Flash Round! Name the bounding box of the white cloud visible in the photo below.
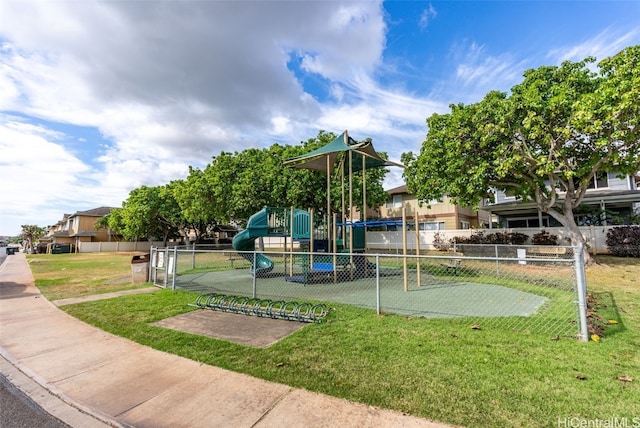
[454,42,523,93]
[547,28,640,64]
[0,116,94,230]
[419,4,437,30]
[1,0,431,235]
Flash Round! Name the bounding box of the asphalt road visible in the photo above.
[0,373,69,428]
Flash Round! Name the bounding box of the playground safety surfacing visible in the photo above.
[173,265,549,320]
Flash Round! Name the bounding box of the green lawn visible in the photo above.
[28,253,640,427]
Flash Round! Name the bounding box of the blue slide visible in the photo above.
[232,207,274,276]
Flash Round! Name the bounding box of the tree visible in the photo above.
[403,46,640,263]
[20,224,45,254]
[202,131,390,225]
[173,168,219,242]
[112,184,184,245]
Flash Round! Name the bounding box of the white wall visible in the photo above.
[78,241,164,253]
[77,226,621,255]
[366,225,619,254]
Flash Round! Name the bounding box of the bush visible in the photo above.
[452,231,529,245]
[532,230,559,246]
[432,232,450,251]
[606,226,640,257]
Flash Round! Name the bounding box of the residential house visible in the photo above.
[43,207,120,250]
[375,185,491,230]
[486,172,640,228]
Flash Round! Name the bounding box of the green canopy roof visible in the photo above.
[283,131,405,173]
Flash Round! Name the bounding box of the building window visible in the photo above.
[586,171,609,189]
[386,194,403,208]
[419,221,445,231]
[506,217,551,228]
[460,221,470,230]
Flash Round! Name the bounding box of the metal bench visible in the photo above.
[440,251,463,275]
[526,246,568,258]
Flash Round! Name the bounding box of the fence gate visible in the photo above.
[150,246,176,289]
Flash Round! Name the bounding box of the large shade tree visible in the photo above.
[172,168,219,242]
[110,184,184,245]
[403,45,640,263]
[107,131,394,240]
[203,131,390,225]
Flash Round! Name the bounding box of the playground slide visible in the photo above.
[232,207,274,276]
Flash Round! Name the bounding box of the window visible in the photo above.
[460,221,470,230]
[586,171,609,189]
[507,219,528,228]
[419,221,445,230]
[386,194,403,208]
[506,217,551,228]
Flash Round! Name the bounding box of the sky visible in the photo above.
[1,1,639,236]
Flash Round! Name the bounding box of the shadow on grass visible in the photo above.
[590,291,626,337]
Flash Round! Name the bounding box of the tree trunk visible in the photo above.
[562,215,593,264]
[546,200,593,264]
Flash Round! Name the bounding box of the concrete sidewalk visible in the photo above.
[0,253,450,428]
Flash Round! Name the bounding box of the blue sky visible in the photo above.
[1,1,639,236]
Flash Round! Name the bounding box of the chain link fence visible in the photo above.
[151,245,587,340]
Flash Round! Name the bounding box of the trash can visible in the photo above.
[6,247,16,255]
[131,253,150,283]
[51,243,72,254]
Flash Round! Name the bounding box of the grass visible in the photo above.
[27,253,640,427]
[27,252,151,300]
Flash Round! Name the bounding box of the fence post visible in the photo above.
[574,243,589,342]
[191,245,196,270]
[376,255,380,315]
[149,246,154,283]
[252,250,257,298]
[164,250,169,288]
[402,207,408,292]
[172,246,177,291]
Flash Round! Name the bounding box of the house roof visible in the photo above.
[72,230,97,237]
[386,184,408,195]
[70,206,116,218]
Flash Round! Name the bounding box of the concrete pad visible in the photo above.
[119,365,292,428]
[151,309,308,348]
[52,287,159,306]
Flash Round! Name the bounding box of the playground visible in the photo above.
[151,131,584,338]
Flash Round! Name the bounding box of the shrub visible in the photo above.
[606,226,640,257]
[432,232,450,251]
[532,230,559,246]
[507,232,529,245]
[451,231,529,245]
